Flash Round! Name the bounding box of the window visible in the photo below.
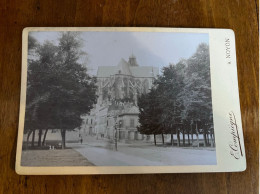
[130,119,135,127]
[91,119,92,124]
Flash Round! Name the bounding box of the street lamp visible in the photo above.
[113,114,122,151]
[114,116,118,151]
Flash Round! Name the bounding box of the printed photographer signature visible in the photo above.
[228,111,243,159]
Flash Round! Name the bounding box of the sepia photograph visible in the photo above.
[21,30,216,167]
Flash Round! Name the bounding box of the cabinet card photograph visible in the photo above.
[16,27,246,174]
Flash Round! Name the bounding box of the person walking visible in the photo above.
[80,137,83,144]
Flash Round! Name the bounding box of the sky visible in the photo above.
[30,31,209,75]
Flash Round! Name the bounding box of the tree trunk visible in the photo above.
[196,122,199,148]
[154,134,156,146]
[42,129,49,146]
[191,131,194,144]
[61,129,66,149]
[191,124,193,145]
[187,130,190,146]
[26,130,33,149]
[171,130,173,147]
[31,129,35,148]
[210,130,214,147]
[161,133,164,145]
[182,128,185,146]
[177,129,180,147]
[38,129,42,147]
[203,129,207,147]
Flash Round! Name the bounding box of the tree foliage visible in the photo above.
[25,32,97,148]
[182,43,213,126]
[137,88,162,135]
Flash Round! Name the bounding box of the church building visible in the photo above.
[82,55,159,141]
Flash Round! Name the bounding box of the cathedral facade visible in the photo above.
[82,55,159,141]
[96,55,158,105]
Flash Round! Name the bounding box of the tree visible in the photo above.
[182,43,213,147]
[137,43,214,148]
[154,61,186,146]
[24,34,41,148]
[138,62,186,146]
[137,88,162,145]
[24,40,59,148]
[24,32,97,149]
[28,34,38,50]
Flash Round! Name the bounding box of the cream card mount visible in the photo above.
[16,27,246,175]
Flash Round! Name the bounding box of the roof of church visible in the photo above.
[97,56,159,78]
[130,66,159,77]
[97,66,118,77]
[117,59,132,75]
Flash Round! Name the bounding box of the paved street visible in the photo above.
[69,136,217,166]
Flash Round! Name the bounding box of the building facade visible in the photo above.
[81,55,159,141]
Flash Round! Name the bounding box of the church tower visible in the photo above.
[128,54,139,67]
